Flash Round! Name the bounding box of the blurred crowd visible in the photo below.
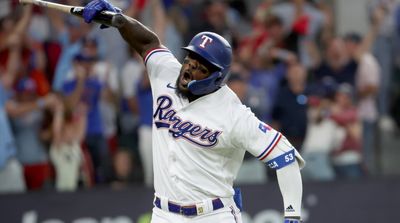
[1,0,400,193]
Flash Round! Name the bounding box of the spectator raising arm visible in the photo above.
[63,65,87,109]
[12,5,33,40]
[6,93,58,118]
[150,0,167,43]
[353,6,386,62]
[1,4,33,87]
[1,37,21,89]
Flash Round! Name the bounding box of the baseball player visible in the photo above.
[83,1,305,222]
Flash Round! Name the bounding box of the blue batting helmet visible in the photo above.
[182,32,232,95]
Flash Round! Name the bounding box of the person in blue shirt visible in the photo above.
[7,77,55,190]
[62,52,109,183]
[249,48,297,122]
[49,15,91,91]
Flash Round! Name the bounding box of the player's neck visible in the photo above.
[178,90,201,102]
[175,85,202,102]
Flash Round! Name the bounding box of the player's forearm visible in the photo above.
[276,160,303,219]
[117,15,161,58]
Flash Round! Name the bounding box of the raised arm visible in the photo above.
[83,0,161,58]
[354,6,385,61]
[51,98,65,146]
[0,5,33,87]
[13,5,33,37]
[47,5,67,34]
[149,0,167,43]
[1,38,21,89]
[63,65,86,109]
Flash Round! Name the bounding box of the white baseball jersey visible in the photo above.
[144,47,304,203]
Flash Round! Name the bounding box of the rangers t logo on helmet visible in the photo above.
[199,35,213,48]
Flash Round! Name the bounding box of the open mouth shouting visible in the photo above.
[176,53,215,98]
[179,71,193,88]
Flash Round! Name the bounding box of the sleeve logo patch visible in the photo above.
[258,123,271,133]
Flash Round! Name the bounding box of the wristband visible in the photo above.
[266,149,295,170]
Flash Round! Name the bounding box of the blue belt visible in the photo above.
[154,197,224,216]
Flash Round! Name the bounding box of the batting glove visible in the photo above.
[83,0,121,29]
[284,218,302,223]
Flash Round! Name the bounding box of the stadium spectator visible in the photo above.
[310,36,358,87]
[237,0,271,66]
[48,8,92,91]
[0,5,54,190]
[0,29,26,193]
[247,47,297,122]
[272,63,308,151]
[344,33,381,176]
[62,50,110,184]
[49,98,87,191]
[330,83,364,179]
[271,0,326,67]
[370,0,399,130]
[343,7,385,175]
[301,83,345,181]
[85,37,120,156]
[202,0,230,34]
[239,14,287,69]
[6,77,57,190]
[164,0,195,45]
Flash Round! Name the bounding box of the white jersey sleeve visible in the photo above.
[143,47,182,85]
[231,103,305,169]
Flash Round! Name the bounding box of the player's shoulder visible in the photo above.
[217,86,250,117]
[221,86,249,112]
[144,46,181,68]
[221,86,258,122]
[221,85,242,104]
[144,46,182,83]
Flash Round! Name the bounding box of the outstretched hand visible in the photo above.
[83,0,121,29]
